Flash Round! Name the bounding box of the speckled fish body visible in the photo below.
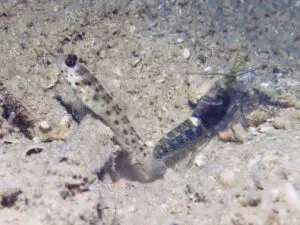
[54,54,165,182]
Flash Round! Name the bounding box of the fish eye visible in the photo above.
[65,54,78,67]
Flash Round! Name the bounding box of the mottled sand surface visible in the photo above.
[0,1,300,224]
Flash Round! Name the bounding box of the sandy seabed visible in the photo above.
[0,1,300,224]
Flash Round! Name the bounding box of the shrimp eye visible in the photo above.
[65,54,77,67]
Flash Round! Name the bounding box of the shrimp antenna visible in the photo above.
[187,52,266,78]
[187,67,262,78]
[39,41,57,58]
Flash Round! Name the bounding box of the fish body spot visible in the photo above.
[102,94,113,104]
[121,116,130,124]
[93,94,99,101]
[96,85,104,92]
[112,105,122,115]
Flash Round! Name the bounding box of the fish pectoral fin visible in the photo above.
[55,95,89,123]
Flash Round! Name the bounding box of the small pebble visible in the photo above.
[176,37,185,43]
[248,126,259,136]
[257,123,274,133]
[217,130,235,142]
[161,106,167,112]
[39,120,51,132]
[59,116,70,127]
[146,141,154,147]
[128,205,136,213]
[53,5,60,12]
[99,49,106,58]
[160,203,168,209]
[182,48,191,59]
[204,66,213,72]
[272,117,287,129]
[218,170,235,187]
[157,78,166,84]
[194,154,207,167]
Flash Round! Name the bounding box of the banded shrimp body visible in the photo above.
[153,60,283,166]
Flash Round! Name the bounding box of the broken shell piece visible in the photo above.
[26,147,43,156]
[246,109,274,127]
[36,116,70,142]
[182,48,191,59]
[40,67,59,89]
[218,123,250,143]
[217,129,236,142]
[257,123,274,133]
[277,93,298,107]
